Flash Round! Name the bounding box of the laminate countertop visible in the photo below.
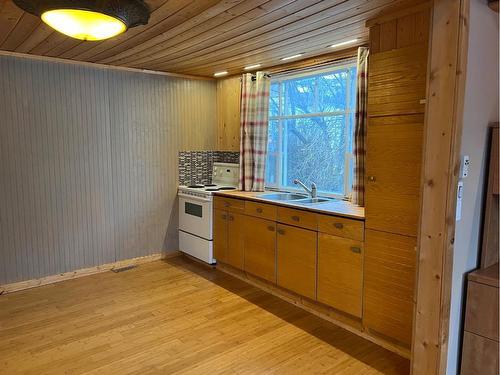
[213,190,365,220]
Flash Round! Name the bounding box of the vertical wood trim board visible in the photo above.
[411,0,470,373]
[0,55,217,285]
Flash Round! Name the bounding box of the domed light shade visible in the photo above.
[13,0,150,41]
[41,9,127,41]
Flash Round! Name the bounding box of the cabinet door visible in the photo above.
[365,114,423,236]
[226,212,245,270]
[363,229,416,346]
[317,233,363,318]
[244,216,276,283]
[277,224,317,300]
[213,209,228,263]
[368,44,428,117]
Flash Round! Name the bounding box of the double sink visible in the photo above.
[256,192,332,206]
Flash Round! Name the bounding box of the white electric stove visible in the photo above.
[178,162,239,264]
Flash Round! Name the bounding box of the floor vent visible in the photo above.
[111,265,138,273]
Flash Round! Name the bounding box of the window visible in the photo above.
[266,61,357,198]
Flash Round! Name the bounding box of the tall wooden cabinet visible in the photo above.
[363,4,430,347]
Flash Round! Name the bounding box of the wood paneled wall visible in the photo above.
[216,76,240,151]
[0,55,217,285]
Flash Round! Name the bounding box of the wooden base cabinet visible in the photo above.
[213,208,244,269]
[227,212,245,269]
[363,229,416,346]
[461,264,499,374]
[317,233,363,318]
[213,209,228,263]
[276,224,317,300]
[244,216,277,283]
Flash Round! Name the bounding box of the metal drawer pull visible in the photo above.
[291,215,300,222]
[256,208,263,213]
[224,202,231,207]
[267,226,275,232]
[368,176,376,182]
[334,223,344,229]
[350,247,361,254]
[222,214,227,220]
[277,229,285,235]
[228,215,234,221]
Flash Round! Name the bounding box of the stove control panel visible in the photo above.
[213,162,239,186]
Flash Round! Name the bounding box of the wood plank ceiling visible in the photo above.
[0,0,403,77]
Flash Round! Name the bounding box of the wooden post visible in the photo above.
[412,0,470,374]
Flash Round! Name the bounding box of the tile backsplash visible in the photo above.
[178,151,239,185]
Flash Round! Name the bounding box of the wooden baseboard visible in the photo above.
[217,262,411,359]
[0,251,181,295]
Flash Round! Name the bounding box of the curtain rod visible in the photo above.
[270,55,357,78]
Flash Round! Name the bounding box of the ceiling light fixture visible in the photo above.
[214,71,228,77]
[330,39,359,49]
[244,64,261,70]
[281,54,303,61]
[13,0,150,41]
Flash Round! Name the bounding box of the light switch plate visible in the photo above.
[456,180,464,221]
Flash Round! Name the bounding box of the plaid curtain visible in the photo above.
[352,47,369,206]
[239,72,271,191]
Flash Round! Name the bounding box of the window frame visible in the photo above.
[265,59,357,200]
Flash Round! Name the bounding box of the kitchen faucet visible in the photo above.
[293,179,317,198]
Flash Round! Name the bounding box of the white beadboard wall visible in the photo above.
[0,55,217,284]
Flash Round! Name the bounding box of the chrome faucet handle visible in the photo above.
[293,179,317,198]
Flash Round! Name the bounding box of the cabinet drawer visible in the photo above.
[464,281,499,341]
[461,331,499,375]
[317,215,365,241]
[214,196,245,212]
[277,207,317,230]
[245,201,277,221]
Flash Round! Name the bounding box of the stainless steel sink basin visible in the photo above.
[257,193,307,201]
[294,197,331,204]
[257,192,332,205]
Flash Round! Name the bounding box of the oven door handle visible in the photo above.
[178,192,212,203]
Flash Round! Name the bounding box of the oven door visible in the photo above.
[178,193,213,240]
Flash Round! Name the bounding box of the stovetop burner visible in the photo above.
[204,184,217,187]
[187,184,204,188]
[219,187,237,190]
[205,188,219,191]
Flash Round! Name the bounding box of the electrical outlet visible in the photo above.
[462,155,470,178]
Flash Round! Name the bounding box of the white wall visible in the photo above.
[446,0,499,373]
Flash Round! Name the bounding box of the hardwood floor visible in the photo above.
[0,256,410,374]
